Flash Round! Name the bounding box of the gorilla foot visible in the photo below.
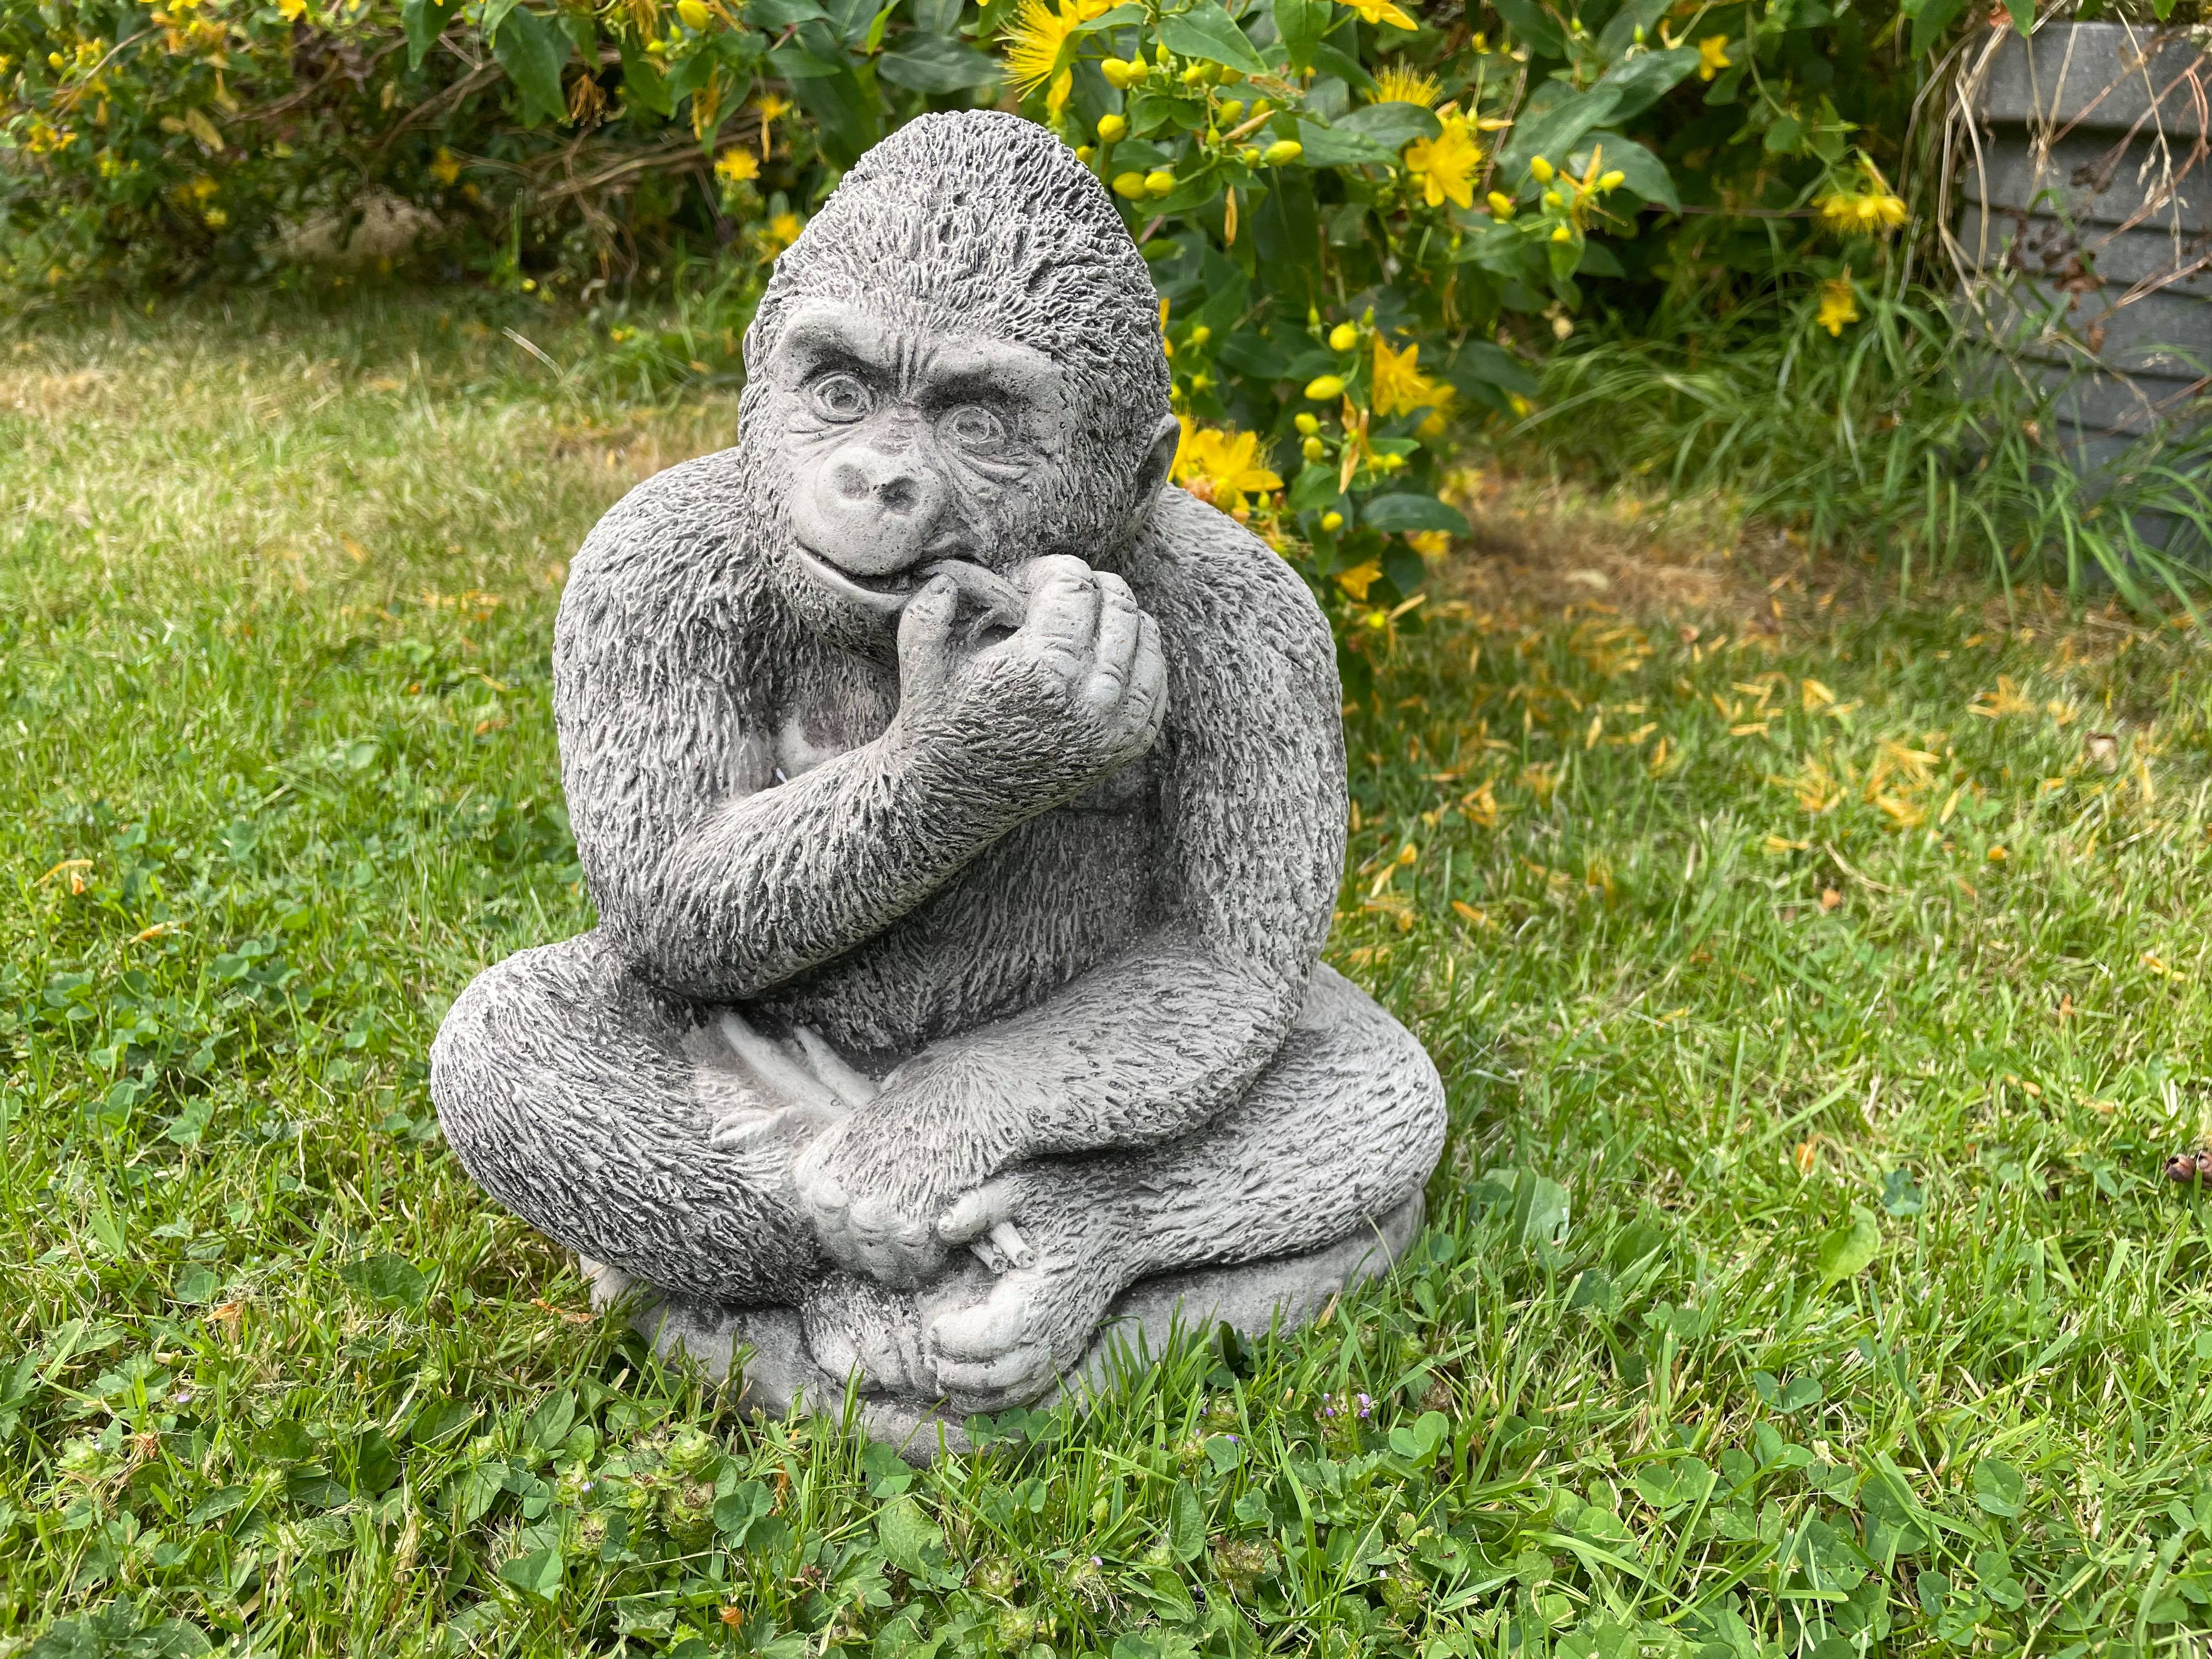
[923,1175,1141,1414]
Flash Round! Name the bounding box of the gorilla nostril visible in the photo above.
[832,463,873,503]
[879,477,920,514]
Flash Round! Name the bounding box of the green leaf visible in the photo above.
[1169,1480,1206,1561]
[877,1494,946,1577]
[1156,2,1269,77]
[1293,118,1396,167]
[619,36,675,117]
[1568,131,1678,210]
[1596,0,1674,57]
[492,7,573,127]
[749,0,828,21]
[184,1484,253,1525]
[477,0,521,41]
[769,40,848,78]
[1972,1458,2025,1517]
[341,1251,428,1308]
[1815,1204,1882,1290]
[1499,83,1625,176]
[1488,0,1567,57]
[1903,0,1968,59]
[1334,103,1440,149]
[1591,46,1699,121]
[499,1545,563,1601]
[402,0,458,70]
[174,1263,218,1305]
[1362,493,1470,535]
[1273,0,1329,71]
[876,34,1002,93]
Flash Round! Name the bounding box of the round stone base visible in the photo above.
[620,1196,1424,1462]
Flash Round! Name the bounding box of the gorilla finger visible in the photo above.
[928,1285,1032,1361]
[1114,617,1170,740]
[1079,591,1143,719]
[938,1178,1024,1244]
[937,1345,1056,1406]
[1018,554,1094,595]
[1019,568,1102,676]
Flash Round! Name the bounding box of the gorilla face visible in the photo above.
[754,298,1178,658]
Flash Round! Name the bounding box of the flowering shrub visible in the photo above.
[1,0,1938,658]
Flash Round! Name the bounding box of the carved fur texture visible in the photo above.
[430,111,1446,1409]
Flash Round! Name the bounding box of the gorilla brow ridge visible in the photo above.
[749,112,1170,447]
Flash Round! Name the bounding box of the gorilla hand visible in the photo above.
[893,555,1167,814]
[788,1048,1032,1289]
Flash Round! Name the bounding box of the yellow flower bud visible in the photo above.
[1144,169,1175,196]
[1075,145,1093,162]
[1487,190,1514,218]
[1261,139,1302,165]
[1239,146,1261,165]
[1190,372,1214,391]
[1550,223,1572,242]
[1182,61,1211,84]
[1294,413,1320,436]
[1599,170,1626,191]
[1304,374,1345,401]
[1096,113,1126,143]
[1218,99,1244,122]
[1328,322,1358,352]
[1189,324,1211,345]
[676,0,710,26]
[1250,98,1271,116]
[1320,510,1344,532]
[1302,436,1325,461]
[1112,171,1149,199]
[1101,57,1136,88]
[1378,452,1404,471]
[1542,190,1562,210]
[1530,155,1555,183]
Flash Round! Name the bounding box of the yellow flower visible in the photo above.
[1172,416,1283,518]
[1371,335,1444,418]
[757,93,792,123]
[1403,116,1481,210]
[1369,63,1441,107]
[1817,276,1859,336]
[715,147,759,183]
[761,211,803,259]
[1340,0,1418,29]
[1407,529,1451,557]
[202,207,227,227]
[1697,35,1731,80]
[1003,0,1080,115]
[1816,160,1910,238]
[1335,558,1383,600]
[430,146,460,185]
[277,0,306,19]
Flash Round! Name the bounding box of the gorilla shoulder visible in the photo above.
[1141,485,1337,675]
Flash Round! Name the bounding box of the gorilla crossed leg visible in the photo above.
[433,941,1441,1413]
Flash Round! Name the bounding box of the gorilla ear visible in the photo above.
[1129,413,1182,526]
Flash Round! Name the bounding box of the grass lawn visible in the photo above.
[5,296,2212,1659]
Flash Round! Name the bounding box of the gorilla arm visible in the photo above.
[792,498,1347,1286]
[556,477,1169,1005]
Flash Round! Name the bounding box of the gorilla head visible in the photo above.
[738,112,1179,654]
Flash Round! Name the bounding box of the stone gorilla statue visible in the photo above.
[432,110,1445,1423]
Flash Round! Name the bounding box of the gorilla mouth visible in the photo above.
[792,543,916,616]
[793,544,1026,631]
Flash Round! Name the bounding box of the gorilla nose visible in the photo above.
[800,445,945,577]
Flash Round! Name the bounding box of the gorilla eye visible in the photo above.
[809,373,872,422]
[941,403,1006,450]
